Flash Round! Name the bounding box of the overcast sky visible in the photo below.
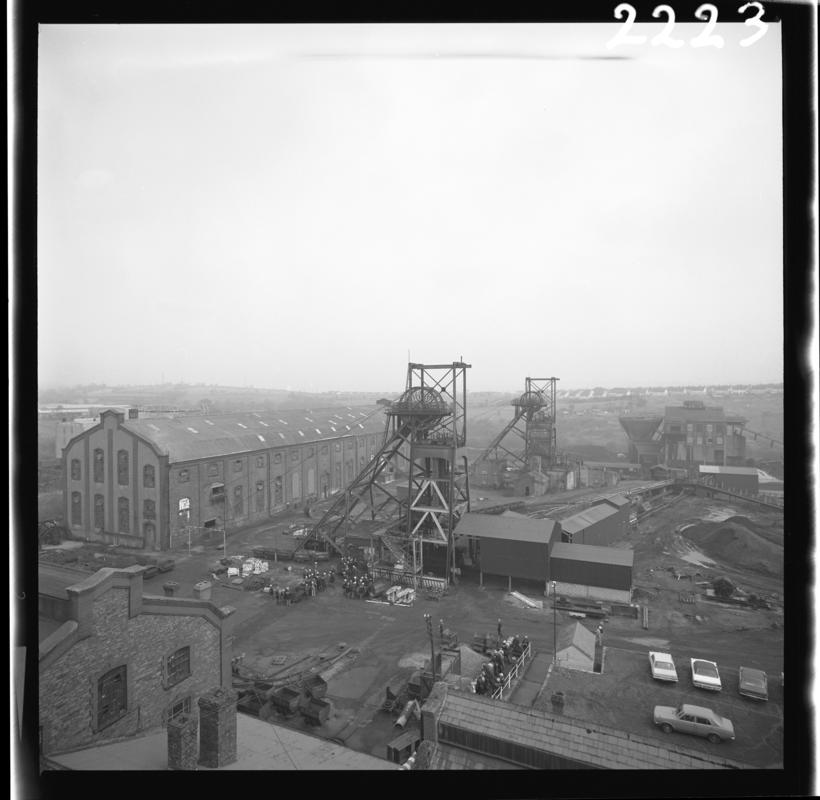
[37,23,783,393]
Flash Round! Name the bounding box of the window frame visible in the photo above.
[70,459,82,481]
[164,646,192,688]
[96,665,128,730]
[143,464,155,488]
[71,491,82,525]
[93,448,104,483]
[117,496,130,533]
[117,450,129,486]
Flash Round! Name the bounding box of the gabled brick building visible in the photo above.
[38,566,235,756]
[61,406,386,551]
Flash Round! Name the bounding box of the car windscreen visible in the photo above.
[655,661,674,671]
[743,673,766,688]
[694,661,718,678]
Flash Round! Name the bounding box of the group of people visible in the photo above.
[271,562,334,604]
[473,634,530,696]
[271,584,294,606]
[302,565,334,597]
[340,557,373,599]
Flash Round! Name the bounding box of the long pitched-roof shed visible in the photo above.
[561,504,617,535]
[429,687,747,770]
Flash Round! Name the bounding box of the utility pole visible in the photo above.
[424,613,436,682]
[551,581,558,665]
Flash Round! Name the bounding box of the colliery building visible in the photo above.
[698,464,759,494]
[620,400,747,470]
[38,566,235,757]
[548,542,634,605]
[61,406,386,552]
[454,511,559,593]
[559,495,630,546]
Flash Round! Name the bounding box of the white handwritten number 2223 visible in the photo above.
[606,2,768,49]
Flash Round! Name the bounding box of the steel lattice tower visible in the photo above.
[297,361,471,585]
[472,376,558,486]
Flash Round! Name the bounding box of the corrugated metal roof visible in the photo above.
[454,512,557,543]
[699,465,759,476]
[550,542,634,567]
[560,504,618,534]
[123,406,385,463]
[436,691,743,769]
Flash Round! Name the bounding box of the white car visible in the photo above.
[690,658,722,691]
[649,652,679,682]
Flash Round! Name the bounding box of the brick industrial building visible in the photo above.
[38,566,235,757]
[60,406,386,551]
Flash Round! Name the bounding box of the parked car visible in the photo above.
[653,703,735,743]
[738,666,769,701]
[691,658,722,691]
[648,651,678,682]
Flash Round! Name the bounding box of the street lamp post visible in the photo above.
[551,581,557,665]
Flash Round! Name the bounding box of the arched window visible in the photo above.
[255,482,265,512]
[233,486,243,516]
[143,499,156,520]
[71,492,82,525]
[93,449,104,483]
[118,497,130,532]
[71,459,82,481]
[117,450,129,485]
[143,464,155,488]
[93,495,105,530]
[273,476,283,504]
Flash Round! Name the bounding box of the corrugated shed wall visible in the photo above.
[549,557,631,591]
[480,538,549,582]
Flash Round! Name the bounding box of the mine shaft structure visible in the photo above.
[472,377,559,486]
[296,361,471,585]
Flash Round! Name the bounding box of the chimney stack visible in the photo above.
[198,687,238,768]
[167,713,198,770]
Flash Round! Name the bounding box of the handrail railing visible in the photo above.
[491,642,532,701]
